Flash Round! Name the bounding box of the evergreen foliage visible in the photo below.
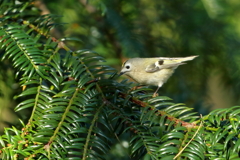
[0,0,240,159]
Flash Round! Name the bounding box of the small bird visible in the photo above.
[120,55,198,97]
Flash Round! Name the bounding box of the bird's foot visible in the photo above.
[152,92,158,97]
[130,85,144,91]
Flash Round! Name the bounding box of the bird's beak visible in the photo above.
[119,72,125,76]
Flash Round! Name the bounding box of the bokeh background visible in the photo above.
[1,0,240,134]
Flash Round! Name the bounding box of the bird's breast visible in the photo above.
[125,69,174,86]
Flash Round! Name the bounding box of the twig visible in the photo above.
[173,114,203,159]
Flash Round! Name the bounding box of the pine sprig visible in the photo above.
[1,1,240,160]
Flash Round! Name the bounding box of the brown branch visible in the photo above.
[79,0,97,13]
[33,0,62,38]
[34,0,51,15]
[118,92,198,129]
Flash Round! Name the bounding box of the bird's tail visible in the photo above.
[178,55,198,62]
[160,55,198,62]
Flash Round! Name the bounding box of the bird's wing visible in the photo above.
[145,59,184,73]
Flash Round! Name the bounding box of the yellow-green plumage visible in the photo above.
[120,55,198,97]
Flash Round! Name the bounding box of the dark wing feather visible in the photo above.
[145,60,185,73]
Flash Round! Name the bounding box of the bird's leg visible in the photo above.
[153,87,159,97]
[152,83,163,97]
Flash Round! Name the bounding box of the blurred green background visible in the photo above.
[1,0,240,134]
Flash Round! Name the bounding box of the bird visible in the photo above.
[120,55,198,97]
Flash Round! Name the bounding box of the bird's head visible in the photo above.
[120,59,133,76]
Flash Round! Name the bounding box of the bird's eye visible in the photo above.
[126,65,130,69]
